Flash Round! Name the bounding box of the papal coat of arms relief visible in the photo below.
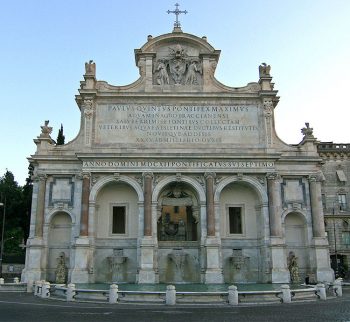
[153,44,203,86]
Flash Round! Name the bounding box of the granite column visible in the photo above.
[205,172,215,236]
[143,172,153,237]
[266,172,282,237]
[266,172,289,283]
[308,174,334,282]
[204,172,223,283]
[71,172,91,283]
[80,173,90,237]
[309,175,325,238]
[34,174,47,238]
[138,172,157,283]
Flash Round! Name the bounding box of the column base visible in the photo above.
[311,238,334,283]
[271,269,290,283]
[71,237,93,283]
[138,237,158,284]
[270,237,289,283]
[204,237,224,284]
[22,237,45,282]
[21,269,44,283]
[70,270,91,283]
[138,269,158,284]
[316,269,334,283]
[205,269,224,284]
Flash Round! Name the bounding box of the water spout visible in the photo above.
[107,249,127,283]
[168,248,188,282]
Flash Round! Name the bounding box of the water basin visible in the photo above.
[74,283,308,292]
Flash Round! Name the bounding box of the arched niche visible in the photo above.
[47,211,72,282]
[284,211,309,281]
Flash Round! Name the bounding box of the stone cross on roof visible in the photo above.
[167,3,188,29]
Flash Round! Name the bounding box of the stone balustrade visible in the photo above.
[0,280,347,305]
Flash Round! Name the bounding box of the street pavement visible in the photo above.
[0,290,349,322]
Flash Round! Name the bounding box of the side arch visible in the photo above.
[214,175,268,204]
[282,209,308,224]
[46,208,75,225]
[90,175,144,202]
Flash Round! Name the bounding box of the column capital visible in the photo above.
[308,173,323,183]
[33,173,48,182]
[80,172,91,180]
[143,172,153,237]
[266,172,280,181]
[204,172,216,180]
[142,172,154,179]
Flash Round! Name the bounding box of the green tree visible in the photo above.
[56,123,65,145]
[0,170,24,256]
[20,164,33,242]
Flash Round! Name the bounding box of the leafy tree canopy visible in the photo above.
[0,169,31,257]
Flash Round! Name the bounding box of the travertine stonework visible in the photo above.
[22,27,334,284]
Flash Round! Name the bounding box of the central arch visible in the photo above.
[153,175,204,283]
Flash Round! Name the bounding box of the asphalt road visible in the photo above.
[0,290,349,322]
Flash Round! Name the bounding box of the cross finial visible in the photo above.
[167,3,188,30]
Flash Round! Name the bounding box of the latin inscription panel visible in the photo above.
[94,104,260,145]
[82,159,275,173]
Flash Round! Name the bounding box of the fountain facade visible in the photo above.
[23,26,334,286]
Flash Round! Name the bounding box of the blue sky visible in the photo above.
[1,0,349,185]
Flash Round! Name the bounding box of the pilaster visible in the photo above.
[34,174,47,238]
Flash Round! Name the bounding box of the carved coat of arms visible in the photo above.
[154,44,202,85]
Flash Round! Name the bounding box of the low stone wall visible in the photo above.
[0,277,26,292]
[44,282,343,305]
[0,279,346,305]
